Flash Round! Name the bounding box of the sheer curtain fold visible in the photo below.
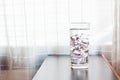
[112,0,120,72]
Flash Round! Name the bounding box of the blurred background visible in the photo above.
[0,0,119,79]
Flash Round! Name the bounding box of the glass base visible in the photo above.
[71,63,88,69]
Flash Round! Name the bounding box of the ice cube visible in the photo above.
[73,50,80,54]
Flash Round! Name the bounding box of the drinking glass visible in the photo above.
[70,22,90,69]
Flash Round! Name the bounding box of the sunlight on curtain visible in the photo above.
[0,0,114,56]
[70,0,114,55]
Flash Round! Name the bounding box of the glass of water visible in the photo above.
[70,22,90,69]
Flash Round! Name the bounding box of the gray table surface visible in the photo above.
[32,56,118,80]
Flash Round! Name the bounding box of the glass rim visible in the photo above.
[70,22,90,30]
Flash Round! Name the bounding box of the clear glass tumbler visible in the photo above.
[70,23,90,69]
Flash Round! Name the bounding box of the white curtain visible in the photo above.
[0,0,114,57]
[112,0,120,71]
[0,0,70,56]
[0,0,70,68]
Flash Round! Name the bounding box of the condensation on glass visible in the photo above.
[70,22,90,69]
